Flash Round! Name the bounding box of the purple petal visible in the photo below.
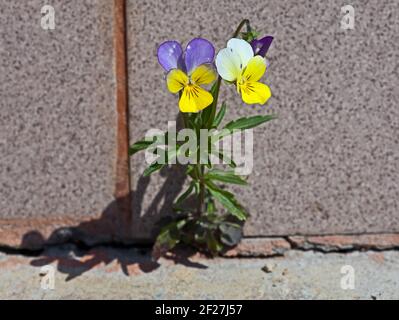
[251,39,261,54]
[251,36,273,57]
[184,38,215,74]
[157,41,183,72]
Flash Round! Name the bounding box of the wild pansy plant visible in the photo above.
[129,20,276,255]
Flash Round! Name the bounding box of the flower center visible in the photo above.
[237,72,249,94]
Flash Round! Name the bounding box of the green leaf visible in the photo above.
[142,145,183,177]
[200,82,218,126]
[143,162,164,177]
[205,189,216,214]
[128,140,153,156]
[205,169,248,185]
[241,30,260,42]
[219,222,243,246]
[205,181,247,221]
[188,113,201,130]
[156,219,187,250]
[173,181,195,209]
[206,232,224,255]
[210,150,237,168]
[210,114,277,142]
[205,79,222,129]
[129,132,168,156]
[224,114,277,131]
[212,102,227,127]
[186,165,196,178]
[206,199,216,214]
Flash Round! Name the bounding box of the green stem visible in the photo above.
[181,111,189,129]
[205,79,221,129]
[205,19,250,130]
[199,19,251,215]
[233,19,250,38]
[197,165,204,216]
[182,111,203,215]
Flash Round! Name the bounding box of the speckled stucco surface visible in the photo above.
[0,1,117,245]
[127,0,399,239]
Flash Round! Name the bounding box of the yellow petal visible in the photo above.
[239,81,271,105]
[179,84,214,113]
[166,69,189,93]
[190,64,216,86]
[242,56,266,82]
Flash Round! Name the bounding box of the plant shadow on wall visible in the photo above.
[130,114,194,240]
[20,134,207,281]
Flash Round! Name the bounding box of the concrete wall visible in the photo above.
[0,0,398,247]
[0,0,120,247]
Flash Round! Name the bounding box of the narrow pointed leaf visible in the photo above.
[143,146,180,177]
[212,102,227,127]
[143,162,164,177]
[205,181,247,221]
[205,169,247,185]
[129,140,154,156]
[173,181,195,208]
[224,114,277,131]
[205,78,222,129]
[210,150,237,168]
[129,132,168,156]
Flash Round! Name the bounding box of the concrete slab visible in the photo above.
[0,1,119,247]
[126,0,399,239]
[0,247,398,299]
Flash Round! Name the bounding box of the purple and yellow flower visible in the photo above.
[157,38,217,113]
[215,38,271,105]
[250,36,273,57]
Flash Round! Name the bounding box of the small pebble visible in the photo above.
[262,263,275,273]
[282,268,289,276]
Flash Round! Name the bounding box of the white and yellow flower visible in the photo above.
[215,38,271,105]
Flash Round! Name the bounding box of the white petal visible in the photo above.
[227,38,254,68]
[215,47,241,81]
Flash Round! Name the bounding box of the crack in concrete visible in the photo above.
[1,238,399,259]
[0,241,153,257]
[284,235,399,254]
